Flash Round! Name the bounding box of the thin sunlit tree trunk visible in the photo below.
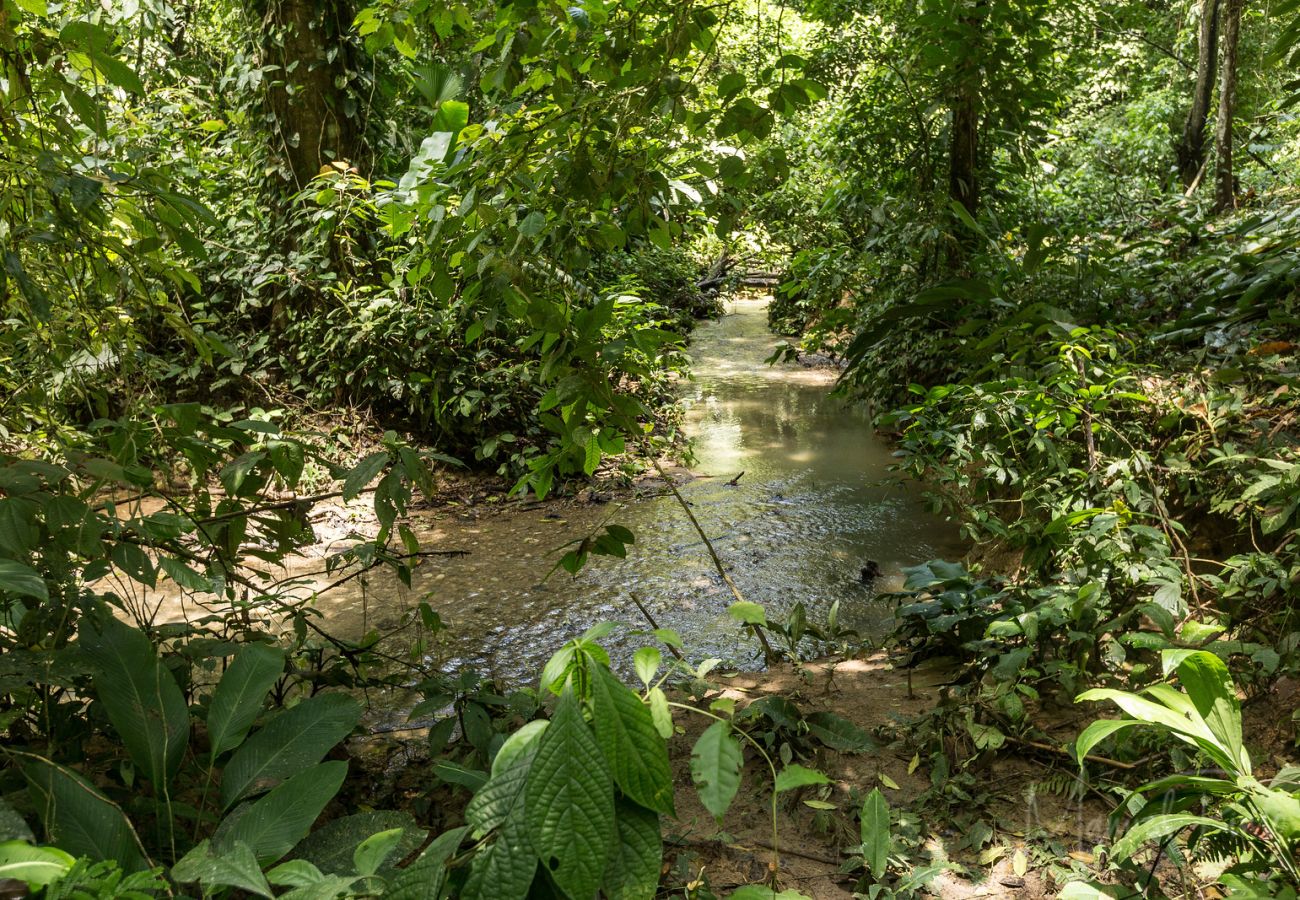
[1213,0,1244,212]
[1176,0,1219,187]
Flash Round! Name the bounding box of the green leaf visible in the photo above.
[110,542,156,587]
[805,712,876,752]
[353,828,406,876]
[519,211,546,237]
[343,451,390,500]
[81,616,189,791]
[727,601,767,626]
[590,664,675,814]
[1074,718,1140,764]
[172,840,274,898]
[265,859,327,887]
[0,841,74,888]
[59,22,144,94]
[1171,650,1248,772]
[21,757,144,870]
[583,433,601,476]
[287,811,424,876]
[221,693,361,809]
[490,720,549,779]
[208,644,284,761]
[384,826,467,900]
[634,647,661,687]
[13,0,47,15]
[648,687,673,739]
[0,560,47,601]
[601,799,661,900]
[1111,813,1229,860]
[1075,687,1228,770]
[431,100,469,139]
[462,735,539,900]
[524,683,615,900]
[215,761,348,866]
[462,802,535,900]
[0,798,34,843]
[159,556,209,591]
[774,764,831,793]
[1249,786,1300,841]
[690,720,742,821]
[465,733,540,837]
[860,788,890,877]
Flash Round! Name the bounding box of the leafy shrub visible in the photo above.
[589,243,721,329]
[1072,650,1300,896]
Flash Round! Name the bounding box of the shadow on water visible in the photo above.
[321,295,964,682]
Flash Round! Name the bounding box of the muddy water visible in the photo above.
[323,296,963,683]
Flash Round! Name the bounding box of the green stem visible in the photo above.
[666,700,783,880]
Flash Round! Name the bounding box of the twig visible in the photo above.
[651,460,778,662]
[1005,734,1145,771]
[630,593,685,660]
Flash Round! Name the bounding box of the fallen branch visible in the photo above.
[629,592,685,661]
[1005,734,1145,771]
[651,460,778,663]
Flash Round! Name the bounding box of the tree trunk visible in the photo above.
[948,9,982,222]
[949,88,979,217]
[1175,0,1219,186]
[1213,0,1244,212]
[255,0,362,191]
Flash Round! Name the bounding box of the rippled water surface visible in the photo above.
[320,296,964,682]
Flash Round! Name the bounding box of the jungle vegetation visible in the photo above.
[2,0,1300,896]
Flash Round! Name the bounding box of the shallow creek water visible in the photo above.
[317,295,964,683]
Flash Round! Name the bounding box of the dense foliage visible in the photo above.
[4,0,1300,895]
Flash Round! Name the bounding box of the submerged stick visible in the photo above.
[629,592,685,661]
[651,459,779,663]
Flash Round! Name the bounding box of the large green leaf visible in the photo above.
[215,761,348,866]
[1075,687,1228,770]
[600,799,661,900]
[690,720,742,821]
[172,839,273,898]
[208,644,285,762]
[590,664,674,815]
[21,757,144,871]
[461,724,544,899]
[1170,650,1248,773]
[805,712,876,752]
[384,826,467,900]
[221,693,360,809]
[860,788,890,878]
[524,683,615,900]
[80,616,190,791]
[1111,812,1229,860]
[1073,718,1140,764]
[343,452,389,500]
[774,764,831,793]
[287,811,424,875]
[0,841,74,887]
[465,735,540,837]
[0,559,48,601]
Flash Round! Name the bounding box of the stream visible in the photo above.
[323,295,964,683]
